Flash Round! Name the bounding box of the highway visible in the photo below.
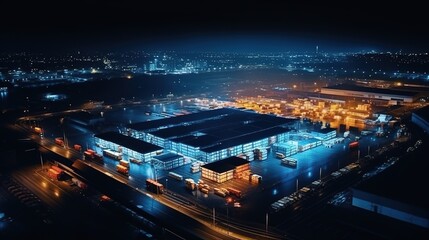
[8,165,140,239]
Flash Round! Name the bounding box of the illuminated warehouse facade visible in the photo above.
[127,108,297,162]
[321,84,418,103]
[201,156,250,183]
[94,131,163,162]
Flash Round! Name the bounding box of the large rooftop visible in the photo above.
[201,156,249,173]
[130,108,296,152]
[354,143,429,211]
[94,131,162,154]
[324,84,418,97]
[414,105,429,122]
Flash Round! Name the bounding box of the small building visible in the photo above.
[67,110,104,126]
[351,149,429,229]
[201,156,250,183]
[297,138,322,152]
[94,131,163,163]
[412,105,429,134]
[311,127,337,141]
[272,141,298,157]
[321,84,418,103]
[152,153,186,170]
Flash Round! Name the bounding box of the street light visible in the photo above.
[165,179,168,192]
[226,197,232,235]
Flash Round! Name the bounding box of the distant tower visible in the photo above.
[316,45,319,54]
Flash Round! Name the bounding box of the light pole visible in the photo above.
[40,153,44,171]
[226,204,229,235]
[213,207,215,226]
[296,178,299,192]
[265,212,269,232]
[319,167,322,181]
[165,179,168,192]
[226,197,232,235]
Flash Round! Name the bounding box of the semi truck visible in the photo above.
[55,137,65,147]
[146,179,164,194]
[103,149,122,160]
[349,141,359,149]
[226,187,242,198]
[73,144,82,151]
[47,168,60,180]
[116,164,129,175]
[84,149,103,162]
[71,177,88,190]
[185,178,196,191]
[119,160,130,168]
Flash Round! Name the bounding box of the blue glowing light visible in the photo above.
[272,189,278,195]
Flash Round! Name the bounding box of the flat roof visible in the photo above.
[298,138,321,145]
[354,144,429,210]
[414,105,429,122]
[202,156,249,173]
[202,126,289,153]
[324,84,417,97]
[143,108,295,150]
[152,153,183,163]
[128,108,236,131]
[95,131,162,154]
[312,127,337,134]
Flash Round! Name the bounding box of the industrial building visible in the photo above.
[67,110,104,126]
[128,108,297,162]
[321,84,418,103]
[94,131,163,163]
[201,156,250,183]
[412,105,429,134]
[311,127,337,141]
[351,150,429,229]
[152,152,186,170]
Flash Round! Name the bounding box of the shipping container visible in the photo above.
[214,188,227,197]
[71,177,87,189]
[47,169,60,180]
[146,179,164,194]
[87,149,96,155]
[116,165,129,175]
[119,160,130,168]
[55,137,64,147]
[349,141,359,149]
[281,157,297,168]
[226,187,242,198]
[51,165,64,174]
[200,187,209,194]
[185,178,196,191]
[168,172,183,181]
[93,153,103,162]
[34,127,43,134]
[129,158,142,165]
[103,149,122,160]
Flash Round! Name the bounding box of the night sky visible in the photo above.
[1,1,428,52]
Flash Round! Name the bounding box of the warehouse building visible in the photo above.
[321,84,418,103]
[94,131,163,163]
[412,105,429,134]
[311,127,337,141]
[152,152,186,170]
[351,149,429,229]
[201,156,250,183]
[128,108,297,162]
